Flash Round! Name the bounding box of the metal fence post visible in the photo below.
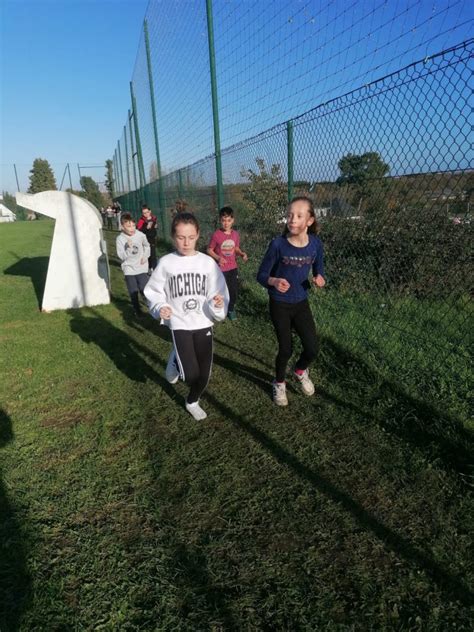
[205,0,223,210]
[123,125,131,192]
[128,110,138,192]
[13,164,20,191]
[130,81,146,189]
[117,139,125,195]
[113,151,119,196]
[144,19,166,217]
[178,169,184,199]
[287,119,294,202]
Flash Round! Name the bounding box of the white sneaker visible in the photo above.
[294,369,315,396]
[272,381,288,406]
[165,350,179,384]
[185,401,208,420]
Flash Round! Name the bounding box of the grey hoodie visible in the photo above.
[116,230,150,275]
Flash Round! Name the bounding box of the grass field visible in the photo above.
[0,221,472,631]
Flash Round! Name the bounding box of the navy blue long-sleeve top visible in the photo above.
[256,234,325,303]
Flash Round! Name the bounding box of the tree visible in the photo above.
[105,159,114,199]
[2,191,27,220]
[80,176,105,210]
[241,158,287,228]
[336,152,389,211]
[28,158,57,193]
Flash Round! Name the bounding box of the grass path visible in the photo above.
[0,221,472,630]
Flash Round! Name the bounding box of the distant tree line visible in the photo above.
[2,158,116,220]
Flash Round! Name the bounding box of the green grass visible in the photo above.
[0,221,473,631]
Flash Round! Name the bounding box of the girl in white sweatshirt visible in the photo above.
[144,212,229,420]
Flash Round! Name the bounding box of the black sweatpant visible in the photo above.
[269,297,318,382]
[172,327,213,404]
[223,268,238,313]
[148,243,157,271]
[124,273,149,311]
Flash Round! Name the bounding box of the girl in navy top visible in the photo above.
[257,196,325,406]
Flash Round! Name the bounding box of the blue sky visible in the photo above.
[1,0,149,192]
[1,0,473,194]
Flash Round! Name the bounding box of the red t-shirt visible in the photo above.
[208,229,240,272]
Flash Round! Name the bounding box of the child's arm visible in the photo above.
[116,235,129,262]
[140,233,151,265]
[143,261,172,320]
[311,239,326,288]
[257,239,290,293]
[207,246,225,267]
[235,247,248,262]
[206,261,229,321]
[207,232,225,266]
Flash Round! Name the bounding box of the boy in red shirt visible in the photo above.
[137,204,158,273]
[207,206,248,321]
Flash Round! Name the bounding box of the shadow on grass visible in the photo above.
[218,289,472,480]
[0,409,31,631]
[4,254,49,309]
[213,351,272,396]
[169,542,238,628]
[202,392,474,607]
[318,336,474,480]
[67,308,173,402]
[214,336,273,371]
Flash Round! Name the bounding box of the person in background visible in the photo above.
[207,206,248,321]
[137,204,158,273]
[105,205,115,230]
[116,213,150,317]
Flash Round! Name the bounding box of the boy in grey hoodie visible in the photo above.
[116,213,151,316]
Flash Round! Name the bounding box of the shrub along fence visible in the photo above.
[116,41,473,414]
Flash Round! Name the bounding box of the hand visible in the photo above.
[140,258,146,265]
[313,274,326,288]
[271,277,291,293]
[213,294,224,309]
[241,252,248,262]
[159,306,172,319]
[147,221,153,229]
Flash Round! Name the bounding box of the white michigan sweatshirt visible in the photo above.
[144,251,229,330]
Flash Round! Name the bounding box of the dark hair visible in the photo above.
[141,203,150,210]
[171,212,200,236]
[283,196,319,236]
[120,212,134,224]
[219,206,234,218]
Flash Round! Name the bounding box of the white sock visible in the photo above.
[185,401,207,420]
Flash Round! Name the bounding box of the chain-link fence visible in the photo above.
[116,40,473,413]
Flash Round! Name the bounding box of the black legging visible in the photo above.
[269,297,318,382]
[172,327,213,404]
[223,268,238,313]
[148,243,157,271]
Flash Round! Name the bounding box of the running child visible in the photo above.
[137,203,158,273]
[207,206,248,321]
[116,213,151,316]
[145,212,229,420]
[256,196,325,406]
